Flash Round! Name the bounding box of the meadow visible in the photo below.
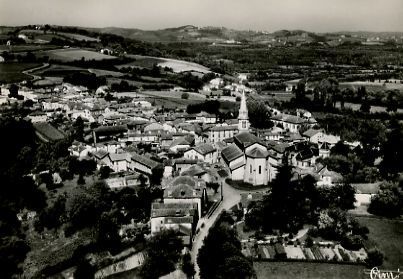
[356,216,403,269]
[0,62,41,83]
[37,48,116,62]
[253,262,366,279]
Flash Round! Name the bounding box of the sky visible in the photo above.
[0,0,402,32]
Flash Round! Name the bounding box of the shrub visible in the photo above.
[181,92,189,99]
[366,249,384,267]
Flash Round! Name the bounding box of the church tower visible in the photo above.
[238,91,250,132]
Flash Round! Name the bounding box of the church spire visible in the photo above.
[238,90,250,132]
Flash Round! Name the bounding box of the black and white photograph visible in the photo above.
[0,0,402,278]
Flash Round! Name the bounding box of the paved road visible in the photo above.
[190,179,268,279]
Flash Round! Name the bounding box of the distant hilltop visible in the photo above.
[1,24,403,45]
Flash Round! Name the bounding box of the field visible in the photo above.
[37,48,116,62]
[340,81,403,93]
[253,262,366,279]
[0,44,59,52]
[19,29,99,42]
[32,64,88,78]
[0,62,42,83]
[157,57,211,73]
[356,216,403,269]
[117,55,164,69]
[117,55,211,73]
[88,68,124,77]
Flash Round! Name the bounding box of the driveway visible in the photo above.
[190,179,268,278]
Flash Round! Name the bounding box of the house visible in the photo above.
[129,152,160,175]
[105,173,143,190]
[303,129,340,146]
[174,159,198,173]
[169,137,192,153]
[27,111,47,123]
[195,112,216,124]
[209,125,238,143]
[33,122,66,143]
[163,176,207,218]
[183,143,217,164]
[104,153,129,172]
[150,202,198,246]
[271,113,306,133]
[315,165,343,186]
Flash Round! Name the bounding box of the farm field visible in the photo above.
[0,44,59,52]
[340,81,403,92]
[0,62,42,83]
[117,55,164,69]
[88,68,124,77]
[32,64,88,78]
[118,55,211,73]
[253,262,366,279]
[19,29,99,42]
[356,216,403,269]
[36,48,116,62]
[157,57,211,73]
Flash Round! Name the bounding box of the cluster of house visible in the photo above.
[5,79,364,246]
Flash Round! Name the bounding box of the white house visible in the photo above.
[184,143,217,164]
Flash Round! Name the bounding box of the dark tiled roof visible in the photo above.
[131,152,160,169]
[211,125,238,131]
[192,143,215,155]
[234,132,263,149]
[246,147,268,158]
[33,122,66,142]
[221,144,243,162]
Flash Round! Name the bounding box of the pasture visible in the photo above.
[37,48,116,62]
[117,55,164,69]
[0,62,41,83]
[356,216,403,269]
[253,262,366,279]
[157,57,211,73]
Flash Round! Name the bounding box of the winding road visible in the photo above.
[190,178,268,279]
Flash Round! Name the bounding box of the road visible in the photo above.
[190,179,268,279]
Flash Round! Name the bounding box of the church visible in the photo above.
[220,92,273,186]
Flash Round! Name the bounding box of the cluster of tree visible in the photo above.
[245,158,356,234]
[198,214,255,279]
[246,99,273,129]
[0,117,48,277]
[63,72,106,91]
[140,230,183,279]
[186,100,221,115]
[368,182,402,218]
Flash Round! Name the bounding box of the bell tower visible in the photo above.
[238,91,250,132]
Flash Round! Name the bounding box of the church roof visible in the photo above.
[221,144,243,162]
[234,132,263,149]
[246,147,269,158]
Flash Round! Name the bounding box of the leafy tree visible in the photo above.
[0,236,30,278]
[8,83,19,98]
[74,258,95,279]
[198,223,255,279]
[181,92,190,99]
[99,166,111,179]
[182,252,196,279]
[246,99,273,129]
[150,165,164,186]
[380,119,403,176]
[365,249,384,267]
[140,230,183,279]
[368,182,402,217]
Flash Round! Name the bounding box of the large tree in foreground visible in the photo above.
[140,230,183,279]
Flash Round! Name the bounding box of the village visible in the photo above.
[0,13,402,278]
[0,70,382,278]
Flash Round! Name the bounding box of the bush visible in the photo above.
[181,92,189,99]
[366,249,384,267]
[341,235,363,251]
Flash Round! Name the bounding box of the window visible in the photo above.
[242,121,246,128]
[250,165,252,173]
[259,166,261,174]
